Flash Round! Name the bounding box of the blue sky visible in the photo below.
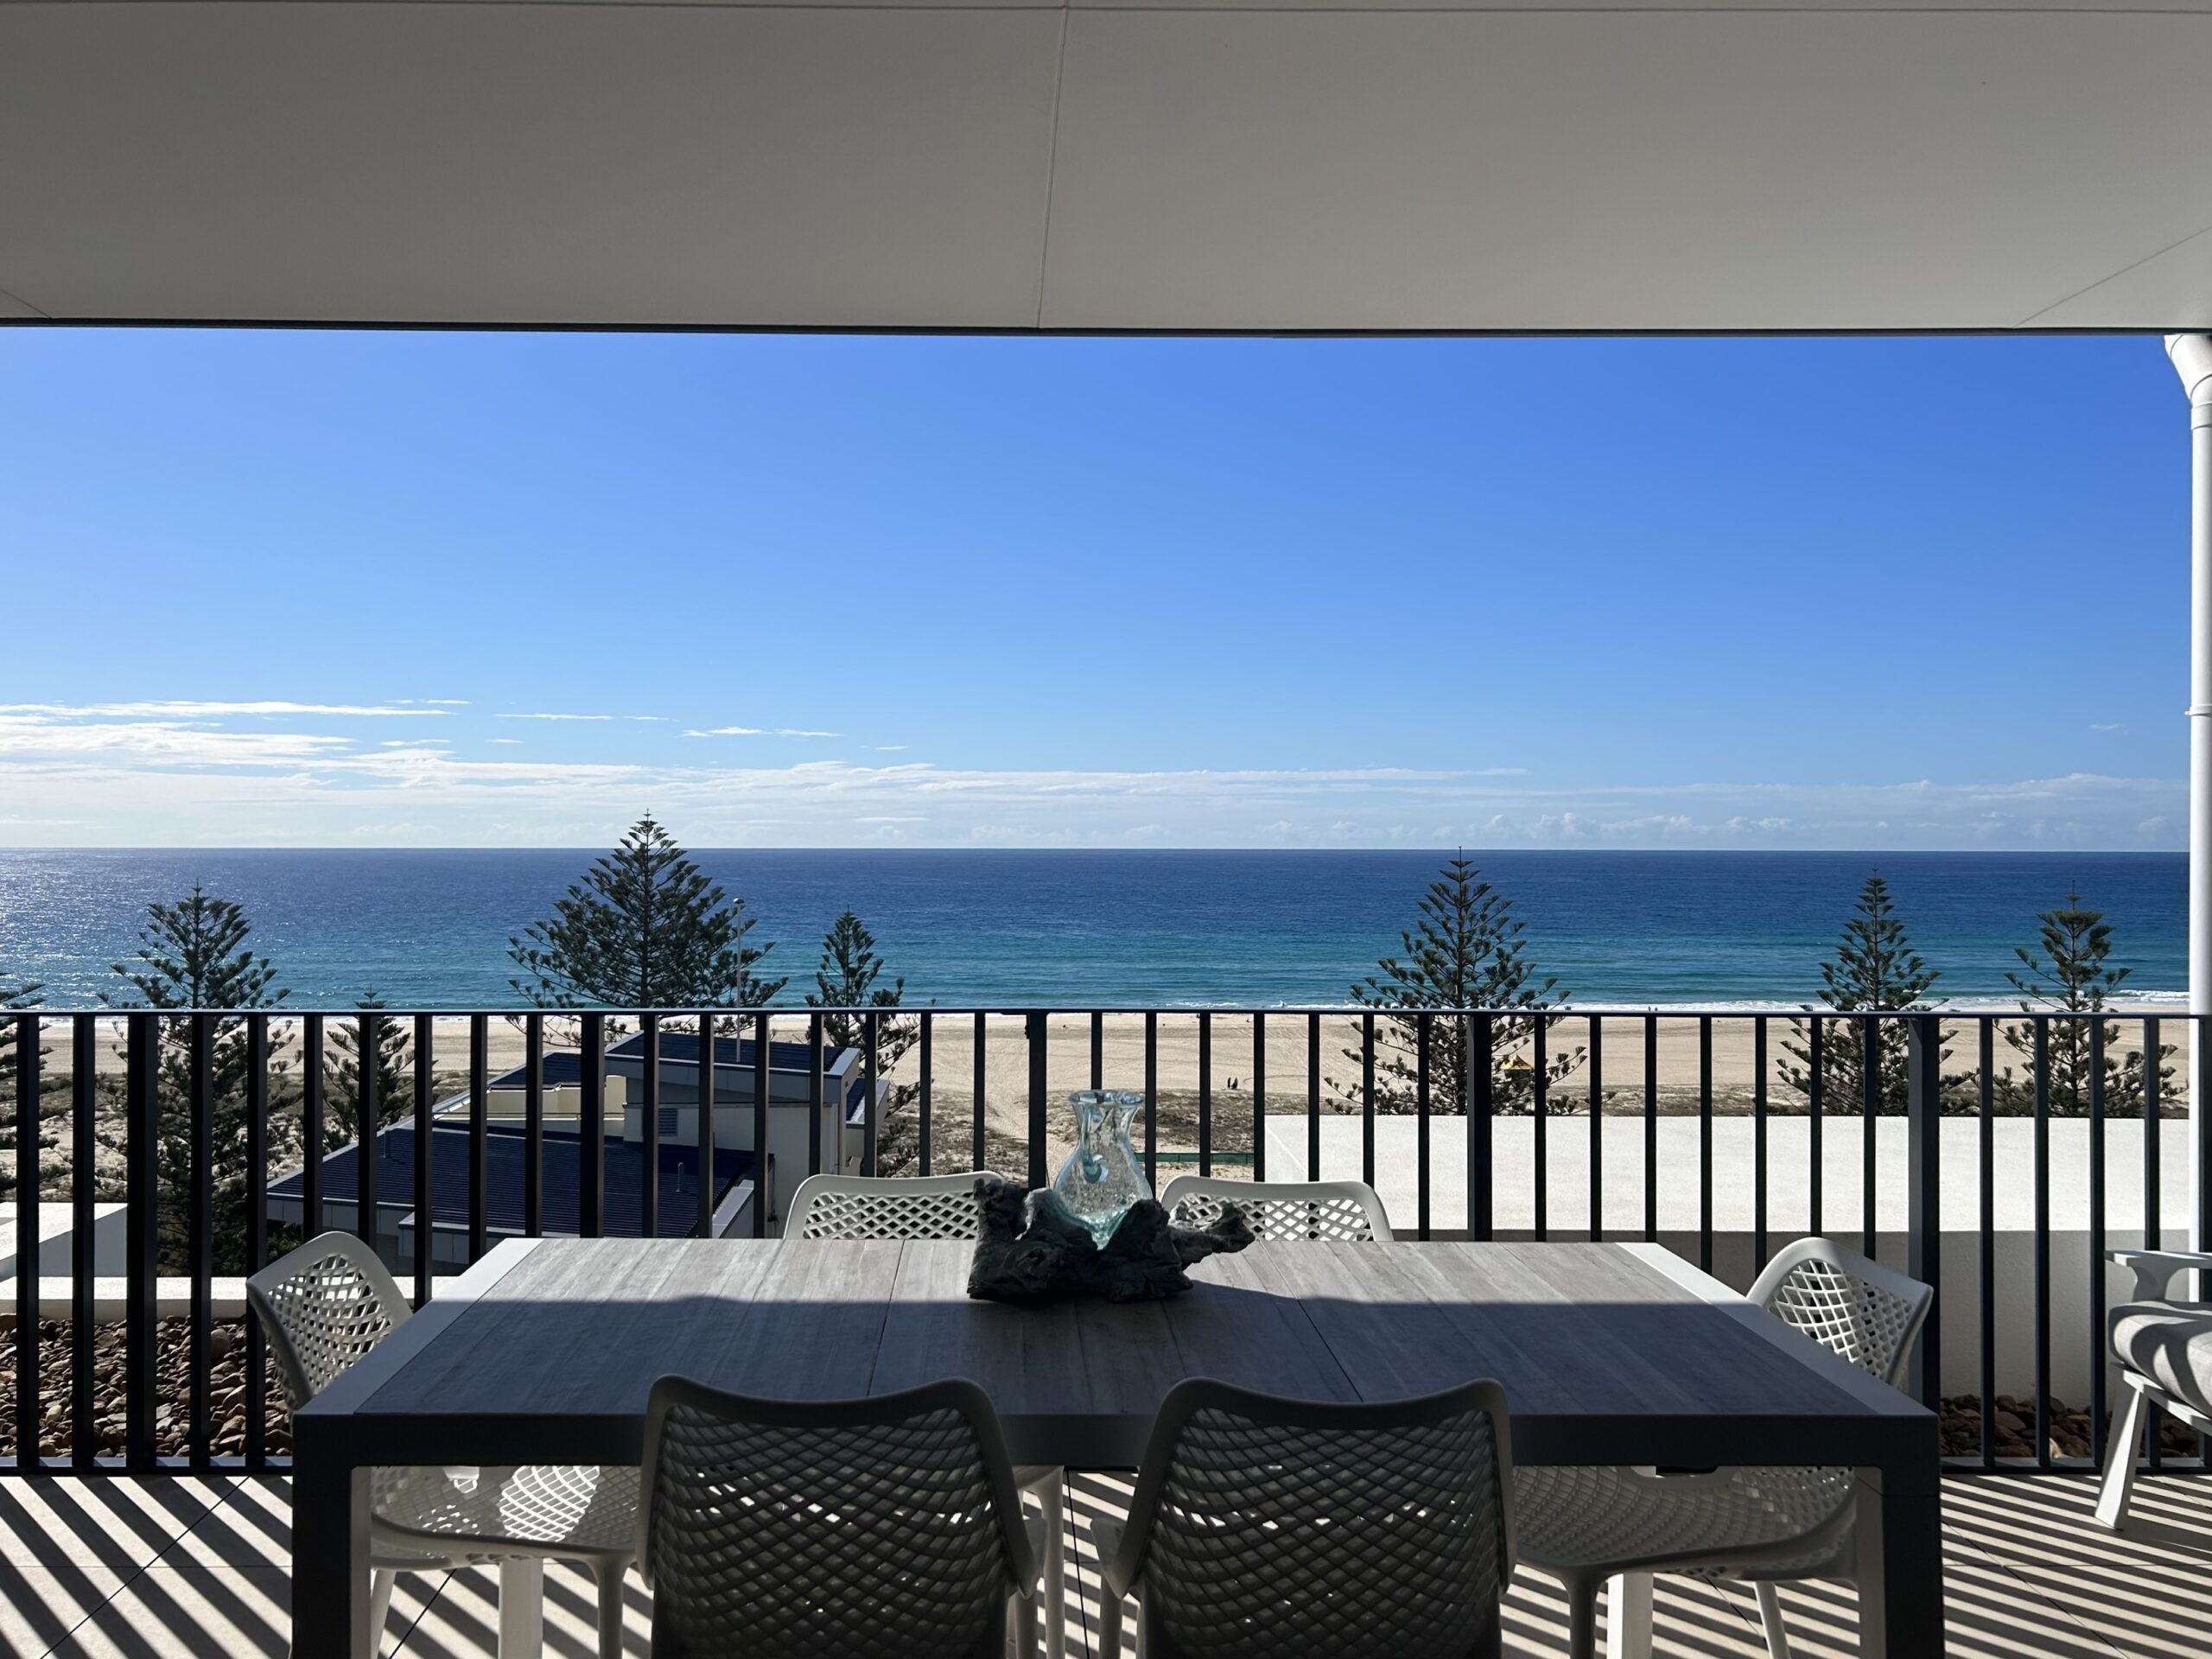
[0,328,2190,849]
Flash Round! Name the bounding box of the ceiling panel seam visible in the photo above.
[2017,213,2212,326]
[1033,4,1071,327]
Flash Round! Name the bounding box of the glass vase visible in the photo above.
[1050,1090,1153,1249]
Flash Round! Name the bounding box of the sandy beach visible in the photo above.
[17,1007,2188,1179]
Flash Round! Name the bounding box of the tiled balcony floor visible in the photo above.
[0,1471,2204,1656]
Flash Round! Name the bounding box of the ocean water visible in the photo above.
[0,849,2184,1011]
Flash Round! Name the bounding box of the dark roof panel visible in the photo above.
[269,1122,758,1239]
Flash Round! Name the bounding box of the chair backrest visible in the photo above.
[1748,1236,1933,1390]
[1106,1376,1512,1659]
[1160,1176,1395,1243]
[639,1375,1038,1659]
[784,1172,1015,1241]
[245,1230,410,1409]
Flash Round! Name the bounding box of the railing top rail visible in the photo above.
[6,1002,2187,1020]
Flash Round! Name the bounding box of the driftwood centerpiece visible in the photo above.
[967,1176,1254,1303]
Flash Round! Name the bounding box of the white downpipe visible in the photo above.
[2167,333,2212,1251]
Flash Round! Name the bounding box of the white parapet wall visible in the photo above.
[1268,1115,2192,1402]
[0,1202,128,1281]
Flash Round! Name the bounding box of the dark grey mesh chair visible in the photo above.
[1095,1376,1515,1659]
[639,1375,1046,1659]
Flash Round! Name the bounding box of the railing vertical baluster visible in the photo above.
[694,1014,715,1239]
[1250,1013,1267,1184]
[754,1011,772,1230]
[2145,1016,2163,1472]
[524,1014,545,1238]
[1361,1014,1376,1191]
[1533,1015,1548,1243]
[1907,1014,1942,1413]
[412,1014,434,1304]
[2033,1016,2051,1469]
[70,1015,94,1471]
[1305,1013,1319,1181]
[302,1014,324,1236]
[972,1013,986,1176]
[1979,1018,1996,1469]
[16,1012,41,1471]
[124,1012,156,1473]
[1643,1014,1658,1243]
[1198,1011,1213,1179]
[1752,1015,1769,1269]
[1145,1012,1160,1192]
[356,1012,379,1249]
[1027,1014,1048,1190]
[188,1012,212,1471]
[810,1014,826,1182]
[1588,1014,1604,1243]
[1467,1013,1494,1242]
[1090,1011,1103,1093]
[580,1012,605,1240]
[2196,1016,2210,1465]
[1862,1016,1880,1262]
[1808,1016,1825,1237]
[467,1015,488,1263]
[862,1009,878,1179]
[1415,1013,1431,1241]
[245,1013,269,1469]
[918,1014,931,1178]
[2089,1017,2107,1469]
[640,1014,660,1240]
[1698,1015,1713,1274]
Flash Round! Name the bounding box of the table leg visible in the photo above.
[291,1429,372,1659]
[1855,1463,1943,1658]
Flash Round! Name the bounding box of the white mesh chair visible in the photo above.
[782,1172,1069,1654]
[786,1170,1009,1240]
[248,1232,638,1658]
[1094,1376,1515,1658]
[1514,1237,1932,1659]
[1159,1175,1395,1243]
[639,1375,1045,1658]
[2095,1249,2212,1530]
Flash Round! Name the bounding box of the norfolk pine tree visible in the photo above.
[1779,870,1957,1116]
[1344,855,1579,1116]
[98,888,294,1270]
[507,816,784,1013]
[1997,889,2174,1117]
[805,911,922,1173]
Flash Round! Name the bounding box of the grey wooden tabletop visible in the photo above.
[296,1236,1945,1658]
[327,1235,1932,1472]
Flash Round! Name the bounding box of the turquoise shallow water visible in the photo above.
[0,849,2184,1010]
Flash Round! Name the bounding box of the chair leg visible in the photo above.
[1605,1571,1653,1659]
[1753,1583,1794,1659]
[2094,1382,2152,1531]
[369,1570,395,1652]
[591,1559,626,1659]
[1098,1587,1125,1659]
[1039,1479,1066,1656]
[1567,1577,1599,1659]
[497,1558,544,1659]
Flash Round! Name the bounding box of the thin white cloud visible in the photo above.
[685,726,842,739]
[486,737,523,746]
[875,745,909,753]
[1,700,440,720]
[494,711,618,721]
[2088,722,2126,733]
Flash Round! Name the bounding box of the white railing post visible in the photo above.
[2166,333,2212,1262]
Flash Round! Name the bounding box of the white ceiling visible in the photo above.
[5,0,2212,331]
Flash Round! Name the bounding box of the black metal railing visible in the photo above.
[0,1005,2202,1478]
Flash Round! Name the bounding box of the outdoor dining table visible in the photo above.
[293,1235,1942,1657]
